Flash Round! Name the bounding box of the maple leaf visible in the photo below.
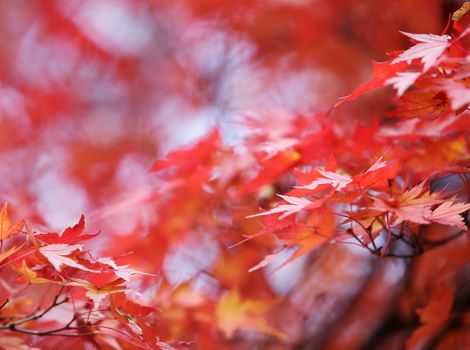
[364,157,388,173]
[388,90,450,120]
[150,129,219,173]
[38,244,95,272]
[34,215,98,245]
[0,203,24,241]
[0,245,22,265]
[296,158,389,193]
[250,210,336,272]
[439,79,470,110]
[385,71,421,96]
[241,150,301,195]
[110,293,156,341]
[96,257,156,281]
[250,232,328,273]
[351,157,394,190]
[216,289,285,339]
[248,252,280,273]
[67,278,127,308]
[392,32,451,71]
[295,169,352,192]
[16,260,51,284]
[425,201,470,230]
[111,293,155,318]
[373,180,443,224]
[335,61,408,106]
[246,195,319,220]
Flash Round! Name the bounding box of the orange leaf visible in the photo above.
[67,278,127,308]
[16,260,51,284]
[0,203,24,241]
[216,289,285,339]
[0,245,22,265]
[388,90,450,120]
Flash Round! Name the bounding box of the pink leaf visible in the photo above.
[385,71,421,96]
[246,195,314,220]
[39,244,95,272]
[295,169,352,192]
[364,157,387,173]
[425,201,470,230]
[392,32,450,72]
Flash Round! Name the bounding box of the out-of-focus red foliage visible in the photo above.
[1,0,470,349]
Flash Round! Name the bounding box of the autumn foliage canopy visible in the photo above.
[1,1,470,349]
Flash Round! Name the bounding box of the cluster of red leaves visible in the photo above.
[2,2,470,350]
[0,203,171,350]
[140,7,470,349]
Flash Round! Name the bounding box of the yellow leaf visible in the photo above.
[0,203,24,241]
[16,260,51,284]
[0,245,22,264]
[67,278,127,308]
[216,289,285,339]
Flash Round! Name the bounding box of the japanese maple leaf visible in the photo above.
[246,195,320,220]
[150,128,218,173]
[392,32,451,72]
[295,169,352,192]
[351,157,392,190]
[385,71,421,96]
[16,260,51,284]
[241,150,301,195]
[425,201,470,230]
[216,289,285,339]
[38,244,95,272]
[0,203,24,241]
[388,90,450,120]
[0,245,22,264]
[96,257,156,281]
[111,293,155,318]
[230,214,298,249]
[335,61,408,106]
[68,277,127,308]
[250,210,336,272]
[439,78,470,110]
[297,158,388,193]
[374,180,443,224]
[249,230,330,273]
[110,293,156,341]
[34,215,98,245]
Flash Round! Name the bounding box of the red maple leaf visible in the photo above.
[34,215,98,245]
[335,61,408,106]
